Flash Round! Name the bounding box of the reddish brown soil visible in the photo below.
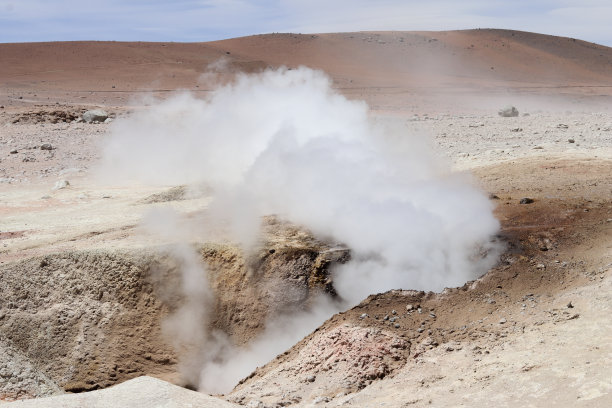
[2,29,612,111]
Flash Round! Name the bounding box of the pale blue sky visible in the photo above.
[1,0,611,46]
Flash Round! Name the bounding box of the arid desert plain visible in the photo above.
[1,29,612,407]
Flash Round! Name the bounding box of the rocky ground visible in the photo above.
[1,205,346,400]
[228,155,612,407]
[1,100,611,407]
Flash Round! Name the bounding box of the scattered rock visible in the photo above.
[52,179,70,190]
[406,304,414,311]
[104,118,113,124]
[359,313,369,319]
[556,124,569,129]
[306,375,316,383]
[40,143,54,150]
[498,106,519,117]
[567,301,574,309]
[313,396,330,404]
[568,138,575,143]
[421,337,437,347]
[11,109,81,124]
[82,109,109,123]
[536,264,546,270]
[10,149,18,154]
[510,127,523,132]
[499,318,507,324]
[533,146,544,150]
[139,186,187,204]
[519,198,534,204]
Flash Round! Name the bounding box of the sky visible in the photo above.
[1,0,611,46]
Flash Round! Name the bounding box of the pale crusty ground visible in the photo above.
[3,107,610,408]
[2,108,611,260]
[3,376,240,408]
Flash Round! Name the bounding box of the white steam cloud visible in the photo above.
[98,66,500,393]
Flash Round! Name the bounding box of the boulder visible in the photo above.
[498,106,519,117]
[82,109,108,123]
[52,180,70,190]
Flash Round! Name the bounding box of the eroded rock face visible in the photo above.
[0,231,347,401]
[0,251,173,400]
[203,243,348,345]
[230,324,410,406]
[0,342,62,401]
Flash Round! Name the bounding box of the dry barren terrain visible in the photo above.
[1,30,611,407]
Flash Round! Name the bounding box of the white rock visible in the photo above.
[82,109,109,123]
[498,106,519,117]
[52,180,70,190]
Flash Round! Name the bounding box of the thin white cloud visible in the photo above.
[0,0,610,45]
[279,0,612,45]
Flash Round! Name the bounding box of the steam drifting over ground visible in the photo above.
[98,67,500,393]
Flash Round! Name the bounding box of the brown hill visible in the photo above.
[1,29,612,110]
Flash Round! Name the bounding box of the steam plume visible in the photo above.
[98,66,500,393]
